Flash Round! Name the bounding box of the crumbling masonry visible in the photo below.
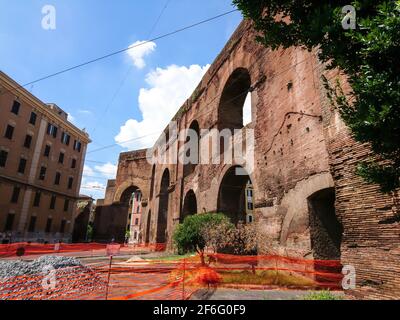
[97,21,400,299]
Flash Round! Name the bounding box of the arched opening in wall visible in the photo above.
[308,188,343,260]
[156,169,170,244]
[149,165,156,200]
[181,190,197,222]
[183,120,200,178]
[120,186,142,243]
[120,186,139,204]
[218,68,251,131]
[145,210,151,244]
[217,166,254,225]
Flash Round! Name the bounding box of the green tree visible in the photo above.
[233,0,400,193]
[173,213,234,265]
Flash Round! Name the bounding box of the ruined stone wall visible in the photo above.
[110,20,399,299]
[104,179,116,205]
[142,20,334,256]
[318,68,400,299]
[114,149,152,202]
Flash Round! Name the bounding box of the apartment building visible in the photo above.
[128,190,142,244]
[0,71,90,243]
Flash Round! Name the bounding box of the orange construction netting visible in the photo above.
[0,242,167,258]
[0,252,344,300]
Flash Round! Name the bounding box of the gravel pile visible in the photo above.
[0,256,83,278]
[0,256,106,300]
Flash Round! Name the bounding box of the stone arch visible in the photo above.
[119,185,140,204]
[217,165,254,224]
[156,168,170,243]
[113,179,148,203]
[279,173,336,246]
[218,67,252,131]
[181,189,197,222]
[183,120,200,178]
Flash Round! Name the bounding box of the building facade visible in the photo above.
[99,21,399,299]
[128,190,142,244]
[0,71,90,243]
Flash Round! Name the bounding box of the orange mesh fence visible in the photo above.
[0,253,343,300]
[0,242,167,258]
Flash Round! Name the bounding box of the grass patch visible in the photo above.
[146,252,195,262]
[218,270,315,287]
[302,290,343,300]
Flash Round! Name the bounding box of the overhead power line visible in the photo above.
[1,9,239,96]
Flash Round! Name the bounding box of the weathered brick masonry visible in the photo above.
[98,20,399,299]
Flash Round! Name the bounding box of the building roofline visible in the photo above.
[0,71,91,144]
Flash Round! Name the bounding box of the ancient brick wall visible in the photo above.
[318,68,400,299]
[138,20,335,256]
[108,20,399,299]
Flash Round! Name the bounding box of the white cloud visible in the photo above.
[81,181,106,190]
[67,113,75,123]
[127,40,156,69]
[94,162,118,179]
[83,164,95,178]
[78,109,93,115]
[115,64,210,150]
[80,179,106,200]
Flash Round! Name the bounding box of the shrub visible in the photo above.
[173,213,234,264]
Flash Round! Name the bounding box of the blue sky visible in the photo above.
[0,0,243,199]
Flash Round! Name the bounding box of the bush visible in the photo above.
[173,213,234,264]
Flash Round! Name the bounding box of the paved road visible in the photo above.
[191,288,343,300]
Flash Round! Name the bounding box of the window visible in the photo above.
[71,158,77,169]
[73,140,82,152]
[28,216,37,232]
[0,150,8,167]
[4,213,15,231]
[59,219,66,233]
[61,132,70,145]
[39,166,46,180]
[63,199,69,212]
[58,152,64,164]
[45,218,52,233]
[18,158,27,174]
[54,172,61,185]
[134,231,137,240]
[135,218,139,226]
[44,145,51,157]
[67,177,73,189]
[29,112,37,126]
[4,125,14,140]
[33,192,41,207]
[24,135,33,149]
[47,124,58,138]
[11,186,20,203]
[50,195,56,210]
[11,101,20,115]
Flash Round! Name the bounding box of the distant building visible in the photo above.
[128,190,142,244]
[245,180,254,223]
[0,71,90,243]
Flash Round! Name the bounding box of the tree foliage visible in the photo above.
[173,213,234,258]
[233,0,400,192]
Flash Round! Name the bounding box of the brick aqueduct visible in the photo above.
[96,21,399,299]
